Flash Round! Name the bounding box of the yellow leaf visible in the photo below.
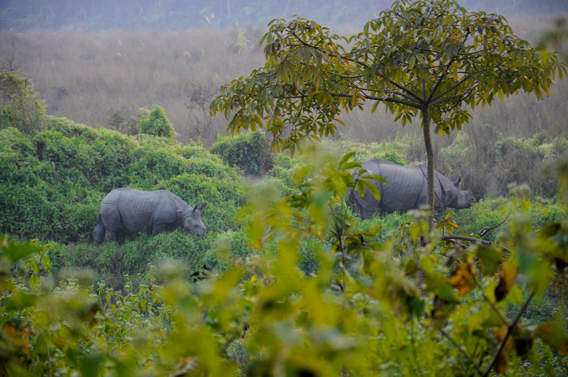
[248,239,264,251]
[497,89,504,101]
[544,85,550,97]
[536,321,568,355]
[494,261,518,302]
[449,262,477,296]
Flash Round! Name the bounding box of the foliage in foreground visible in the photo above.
[2,146,568,376]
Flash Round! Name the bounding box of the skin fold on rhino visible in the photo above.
[93,188,208,246]
[350,159,475,220]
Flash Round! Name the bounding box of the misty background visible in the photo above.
[1,0,566,32]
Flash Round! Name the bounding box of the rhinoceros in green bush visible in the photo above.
[350,159,474,219]
[93,188,208,245]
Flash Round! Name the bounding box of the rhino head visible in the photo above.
[448,178,475,210]
[181,202,209,236]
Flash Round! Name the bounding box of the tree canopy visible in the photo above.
[212,0,566,227]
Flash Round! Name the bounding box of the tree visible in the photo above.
[0,70,46,136]
[211,0,566,229]
[138,105,176,138]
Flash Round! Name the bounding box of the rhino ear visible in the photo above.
[453,177,462,189]
[191,202,208,212]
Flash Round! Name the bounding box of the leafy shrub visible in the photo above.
[0,70,46,135]
[2,149,568,376]
[210,131,273,176]
[49,231,216,288]
[333,138,409,164]
[438,132,568,199]
[107,107,142,136]
[0,116,242,243]
[450,197,568,241]
[138,105,176,138]
[155,173,245,232]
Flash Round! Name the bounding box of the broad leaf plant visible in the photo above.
[211,0,566,228]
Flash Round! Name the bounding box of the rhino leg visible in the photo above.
[93,219,105,246]
[151,223,167,236]
[105,229,117,243]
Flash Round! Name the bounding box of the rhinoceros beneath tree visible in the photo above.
[93,188,208,245]
[350,159,474,219]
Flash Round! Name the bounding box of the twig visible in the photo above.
[440,235,510,252]
[481,291,510,327]
[439,328,485,376]
[482,290,536,377]
[419,322,484,376]
[478,211,511,238]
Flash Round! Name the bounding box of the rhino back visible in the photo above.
[115,189,178,233]
[372,161,425,213]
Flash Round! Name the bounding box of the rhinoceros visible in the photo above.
[350,159,474,219]
[93,188,208,245]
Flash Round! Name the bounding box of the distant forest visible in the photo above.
[2,0,568,32]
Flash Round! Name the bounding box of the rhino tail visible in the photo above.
[93,214,106,246]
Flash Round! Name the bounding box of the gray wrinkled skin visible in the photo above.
[93,188,208,245]
[350,159,475,219]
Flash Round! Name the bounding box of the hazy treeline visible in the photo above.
[0,13,565,145]
[1,0,566,32]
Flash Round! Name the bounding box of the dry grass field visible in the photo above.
[0,14,566,148]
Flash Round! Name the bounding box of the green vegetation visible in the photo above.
[211,131,274,176]
[138,105,176,138]
[1,2,568,375]
[0,70,46,135]
[0,115,243,242]
[212,0,566,228]
[2,148,568,376]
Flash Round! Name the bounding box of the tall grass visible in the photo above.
[0,14,566,150]
[0,27,266,145]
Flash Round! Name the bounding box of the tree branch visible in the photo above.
[287,29,425,103]
[440,328,485,376]
[482,290,536,377]
[430,75,475,104]
[430,84,479,107]
[427,55,456,103]
[348,83,421,105]
[439,235,508,252]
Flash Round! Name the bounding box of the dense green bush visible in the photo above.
[0,116,243,243]
[48,231,218,288]
[0,70,46,135]
[211,131,273,176]
[138,105,176,138]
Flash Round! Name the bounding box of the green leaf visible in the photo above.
[361,180,381,200]
[507,284,523,305]
[476,245,502,277]
[364,174,388,183]
[1,240,43,263]
[409,55,416,70]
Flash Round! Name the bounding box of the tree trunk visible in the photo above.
[422,106,434,230]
